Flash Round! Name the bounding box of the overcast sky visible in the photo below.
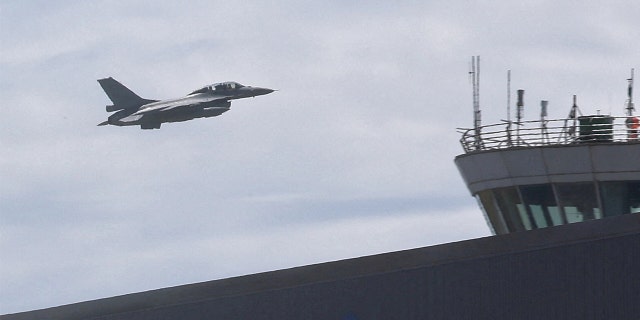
[1,0,638,314]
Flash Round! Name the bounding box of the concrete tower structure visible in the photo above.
[456,66,639,234]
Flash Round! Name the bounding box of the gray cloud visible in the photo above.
[1,0,638,314]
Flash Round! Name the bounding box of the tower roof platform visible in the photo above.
[455,116,640,234]
[456,62,638,234]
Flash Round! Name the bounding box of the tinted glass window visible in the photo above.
[556,183,601,223]
[631,182,640,213]
[520,184,563,228]
[476,191,508,234]
[493,187,529,232]
[600,182,628,216]
[600,181,640,215]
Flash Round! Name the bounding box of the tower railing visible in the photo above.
[458,116,639,153]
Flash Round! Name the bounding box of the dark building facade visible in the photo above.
[4,213,639,320]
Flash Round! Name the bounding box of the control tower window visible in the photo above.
[520,184,563,228]
[556,183,601,223]
[493,187,529,232]
[600,181,640,215]
[476,191,508,234]
[631,182,640,213]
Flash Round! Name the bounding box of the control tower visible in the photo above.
[455,60,639,235]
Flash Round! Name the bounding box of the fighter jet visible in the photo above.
[97,77,274,129]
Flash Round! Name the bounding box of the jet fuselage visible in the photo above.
[98,78,273,129]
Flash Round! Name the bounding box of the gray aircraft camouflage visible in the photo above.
[97,77,274,129]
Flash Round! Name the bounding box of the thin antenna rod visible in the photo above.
[507,70,512,146]
[476,56,481,131]
[507,70,511,124]
[470,56,482,150]
[516,89,524,145]
[627,68,635,116]
[541,100,549,142]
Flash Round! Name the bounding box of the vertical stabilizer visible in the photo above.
[98,77,156,112]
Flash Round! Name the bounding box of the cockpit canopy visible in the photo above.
[189,82,245,95]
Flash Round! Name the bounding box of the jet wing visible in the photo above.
[133,104,194,116]
[133,95,233,116]
[132,102,220,116]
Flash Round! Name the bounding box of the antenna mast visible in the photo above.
[516,89,524,145]
[507,70,512,146]
[626,68,635,116]
[470,56,482,150]
[540,100,549,143]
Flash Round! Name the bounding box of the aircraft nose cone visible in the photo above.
[254,87,275,96]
